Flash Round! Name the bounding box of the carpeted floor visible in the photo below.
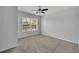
[1,35,79,53]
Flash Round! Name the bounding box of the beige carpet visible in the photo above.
[1,35,79,53]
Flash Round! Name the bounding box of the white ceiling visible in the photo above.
[18,6,73,16]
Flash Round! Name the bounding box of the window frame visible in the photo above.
[21,16,38,32]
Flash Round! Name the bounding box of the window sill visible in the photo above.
[22,30,37,33]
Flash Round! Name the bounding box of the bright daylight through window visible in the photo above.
[22,17,38,32]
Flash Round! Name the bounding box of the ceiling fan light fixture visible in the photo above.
[33,6,48,14]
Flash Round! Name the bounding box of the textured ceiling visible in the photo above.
[18,6,73,16]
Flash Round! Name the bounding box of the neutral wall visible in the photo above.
[75,7,79,44]
[75,7,79,45]
[0,7,3,51]
[0,6,17,52]
[77,7,79,44]
[18,11,41,38]
[41,7,78,44]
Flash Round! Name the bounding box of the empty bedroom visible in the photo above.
[0,6,79,53]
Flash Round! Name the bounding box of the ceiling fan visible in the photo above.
[32,6,48,14]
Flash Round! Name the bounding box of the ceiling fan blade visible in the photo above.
[41,11,45,14]
[42,9,48,11]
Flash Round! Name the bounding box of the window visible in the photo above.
[22,17,38,32]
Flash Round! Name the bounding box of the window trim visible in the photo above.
[21,16,38,32]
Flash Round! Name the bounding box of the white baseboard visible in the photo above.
[0,45,16,52]
[42,33,79,44]
[18,32,40,39]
